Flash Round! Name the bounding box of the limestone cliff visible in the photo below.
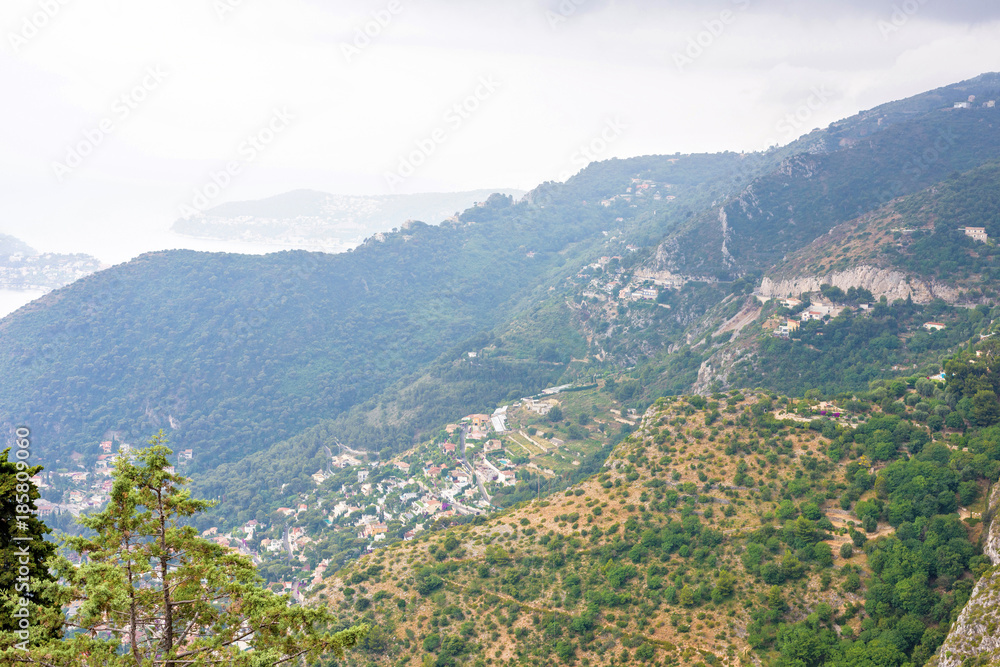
[758,265,962,304]
[930,482,1000,667]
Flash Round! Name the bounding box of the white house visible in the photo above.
[800,304,844,322]
[963,227,988,243]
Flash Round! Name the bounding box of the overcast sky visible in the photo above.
[2,0,1000,262]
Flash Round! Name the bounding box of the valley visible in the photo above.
[6,73,1000,667]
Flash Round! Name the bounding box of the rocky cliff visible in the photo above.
[758,265,961,304]
[930,482,1000,667]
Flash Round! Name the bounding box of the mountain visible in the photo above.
[648,78,1000,280]
[4,76,1000,485]
[0,233,34,256]
[0,149,763,473]
[3,76,999,477]
[687,162,1000,397]
[171,188,526,251]
[7,73,1000,667]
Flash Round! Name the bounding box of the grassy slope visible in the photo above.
[319,395,880,667]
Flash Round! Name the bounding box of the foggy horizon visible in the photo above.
[3,0,1000,264]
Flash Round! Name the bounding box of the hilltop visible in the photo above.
[171,188,526,251]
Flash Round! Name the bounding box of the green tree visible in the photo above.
[812,541,834,567]
[715,570,736,599]
[0,446,62,648]
[766,585,785,610]
[11,435,367,666]
[781,552,805,580]
[793,515,815,544]
[972,390,1000,427]
[945,412,965,430]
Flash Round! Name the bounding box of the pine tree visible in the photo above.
[0,446,62,647]
[5,433,367,666]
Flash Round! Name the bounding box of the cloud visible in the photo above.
[1,0,998,263]
[583,0,1000,23]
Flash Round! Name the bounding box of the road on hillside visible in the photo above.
[459,425,491,505]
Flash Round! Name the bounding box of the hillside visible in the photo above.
[0,151,754,475]
[7,72,1000,667]
[320,377,998,667]
[7,76,1000,528]
[646,73,1000,280]
[677,162,1000,398]
[762,161,1000,292]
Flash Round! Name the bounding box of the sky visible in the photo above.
[2,0,1000,264]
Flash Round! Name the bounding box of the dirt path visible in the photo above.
[824,508,895,540]
[438,576,721,657]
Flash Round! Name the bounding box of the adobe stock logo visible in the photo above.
[878,0,930,39]
[673,0,751,73]
[8,0,72,53]
[52,66,168,182]
[384,76,501,192]
[545,0,588,29]
[559,117,628,182]
[774,85,836,143]
[341,0,406,63]
[178,108,294,218]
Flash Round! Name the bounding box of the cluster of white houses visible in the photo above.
[769,295,951,339]
[34,440,187,517]
[953,95,996,110]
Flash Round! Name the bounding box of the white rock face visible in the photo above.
[931,483,1000,667]
[931,569,1000,667]
[758,265,961,304]
[984,483,1000,565]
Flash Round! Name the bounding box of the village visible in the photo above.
[0,250,105,291]
[599,177,677,208]
[32,382,628,599]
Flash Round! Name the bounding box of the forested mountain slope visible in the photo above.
[0,152,753,470]
[651,87,1000,279]
[6,70,1000,667]
[683,162,1000,397]
[4,74,1000,534]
